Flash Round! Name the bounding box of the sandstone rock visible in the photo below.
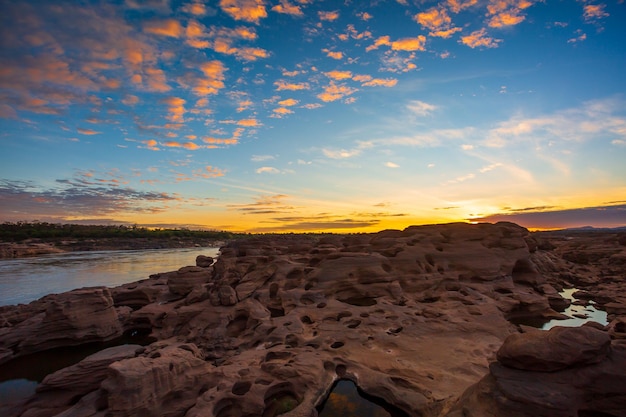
[496,325,611,372]
[166,265,211,296]
[3,223,625,417]
[101,343,214,417]
[196,254,214,267]
[0,287,123,363]
[448,331,626,417]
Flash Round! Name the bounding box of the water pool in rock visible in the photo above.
[317,379,409,417]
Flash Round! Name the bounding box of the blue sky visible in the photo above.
[1,0,625,232]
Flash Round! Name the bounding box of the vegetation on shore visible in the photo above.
[0,221,244,242]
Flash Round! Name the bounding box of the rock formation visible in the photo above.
[0,222,624,417]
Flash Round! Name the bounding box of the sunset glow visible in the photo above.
[1,0,625,232]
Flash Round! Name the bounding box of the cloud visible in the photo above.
[568,30,587,44]
[470,204,626,229]
[255,166,280,174]
[317,82,357,102]
[385,162,400,168]
[485,0,535,28]
[194,165,225,178]
[143,19,183,37]
[319,11,339,21]
[323,49,343,60]
[228,194,294,214]
[414,7,461,38]
[162,96,186,123]
[271,0,303,16]
[392,36,427,51]
[447,0,478,13]
[251,154,275,162]
[77,128,102,135]
[407,100,437,116]
[278,98,298,106]
[275,80,310,91]
[483,98,626,148]
[324,70,353,80]
[181,2,210,16]
[237,118,259,127]
[219,0,267,23]
[192,60,227,95]
[0,177,180,221]
[460,28,501,48]
[362,78,398,87]
[583,4,609,22]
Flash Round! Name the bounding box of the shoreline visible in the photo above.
[0,238,226,259]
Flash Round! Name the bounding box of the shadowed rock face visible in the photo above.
[0,222,624,417]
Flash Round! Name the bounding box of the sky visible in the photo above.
[1,0,625,233]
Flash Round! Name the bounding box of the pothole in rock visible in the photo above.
[262,382,301,417]
[316,379,409,417]
[338,296,377,307]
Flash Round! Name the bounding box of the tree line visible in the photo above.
[0,222,243,242]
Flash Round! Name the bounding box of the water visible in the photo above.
[0,247,218,406]
[0,247,220,307]
[317,380,409,417]
[542,288,608,330]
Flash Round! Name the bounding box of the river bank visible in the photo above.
[0,238,226,259]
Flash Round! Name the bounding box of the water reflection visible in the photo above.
[542,288,608,330]
[0,247,219,306]
[317,380,408,417]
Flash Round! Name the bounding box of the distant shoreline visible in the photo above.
[0,238,226,259]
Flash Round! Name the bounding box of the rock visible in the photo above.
[496,325,611,371]
[448,329,626,417]
[166,266,211,296]
[3,223,625,417]
[196,254,214,267]
[101,343,214,417]
[0,287,123,363]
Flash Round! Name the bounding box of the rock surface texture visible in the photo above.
[0,223,624,417]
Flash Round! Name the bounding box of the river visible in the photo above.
[0,247,220,307]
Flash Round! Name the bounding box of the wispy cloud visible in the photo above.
[219,0,267,23]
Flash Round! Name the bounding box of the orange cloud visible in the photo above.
[352,74,372,82]
[319,10,339,21]
[415,7,452,31]
[488,12,525,27]
[144,19,183,38]
[362,78,398,87]
[122,95,139,106]
[584,4,609,22]
[195,166,226,178]
[220,0,267,23]
[272,0,303,16]
[194,60,226,95]
[182,2,208,15]
[275,80,310,91]
[447,0,478,13]
[317,82,357,102]
[431,28,462,38]
[358,12,373,21]
[77,128,101,135]
[273,107,293,114]
[323,49,343,60]
[186,20,205,38]
[391,36,427,51]
[237,99,253,112]
[460,28,501,48]
[144,67,170,92]
[237,118,259,126]
[202,137,239,145]
[367,35,426,52]
[325,70,353,80]
[162,97,186,123]
[485,0,534,27]
[214,38,269,61]
[278,98,298,106]
[142,139,160,151]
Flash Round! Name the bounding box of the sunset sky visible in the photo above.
[1,0,625,232]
